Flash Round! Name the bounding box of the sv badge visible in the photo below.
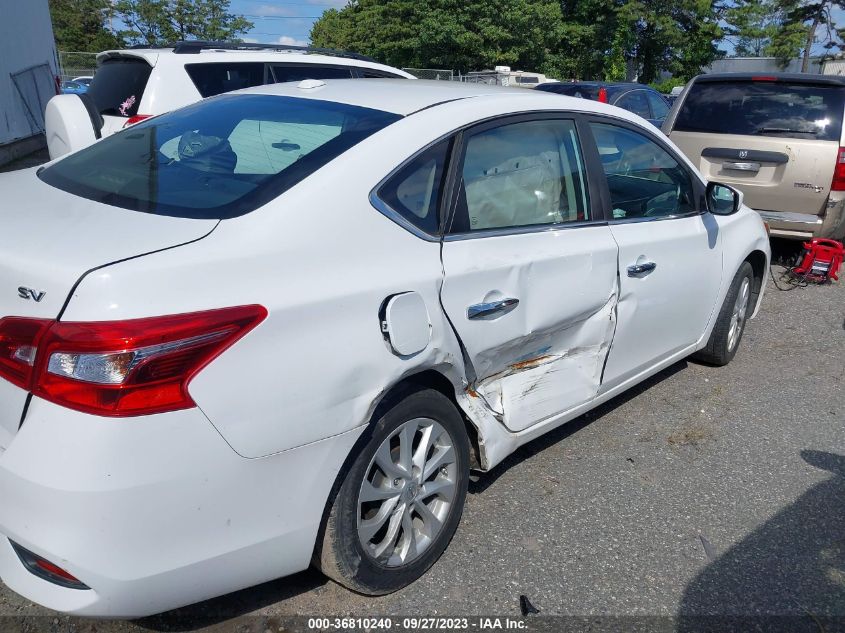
[18,287,46,302]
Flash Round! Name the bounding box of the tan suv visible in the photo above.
[663,73,845,240]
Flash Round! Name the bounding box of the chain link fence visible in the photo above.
[403,68,518,86]
[402,68,455,81]
[58,51,98,82]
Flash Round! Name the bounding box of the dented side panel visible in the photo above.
[440,225,619,433]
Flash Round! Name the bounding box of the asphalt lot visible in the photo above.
[0,155,842,633]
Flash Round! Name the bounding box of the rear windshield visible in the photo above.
[88,57,152,117]
[38,94,401,219]
[674,80,845,141]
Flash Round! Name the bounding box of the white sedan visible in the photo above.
[0,79,769,617]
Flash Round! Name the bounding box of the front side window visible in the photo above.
[590,122,695,220]
[449,119,590,233]
[39,94,401,219]
[377,140,451,235]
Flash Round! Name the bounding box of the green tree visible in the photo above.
[310,0,721,82]
[49,0,124,52]
[724,0,783,56]
[770,1,844,70]
[114,0,253,46]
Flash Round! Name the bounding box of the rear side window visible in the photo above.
[539,84,600,100]
[39,94,401,219]
[88,58,152,117]
[647,92,669,119]
[674,80,845,141]
[616,91,651,119]
[377,140,451,235]
[185,63,266,97]
[270,64,353,82]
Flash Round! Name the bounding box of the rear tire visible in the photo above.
[315,387,469,595]
[692,261,754,366]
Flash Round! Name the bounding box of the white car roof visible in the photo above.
[233,78,634,119]
[96,48,415,78]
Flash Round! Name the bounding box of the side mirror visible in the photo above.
[706,181,743,216]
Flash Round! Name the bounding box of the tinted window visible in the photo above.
[378,140,451,234]
[674,80,845,140]
[450,119,590,233]
[538,84,600,100]
[647,91,669,119]
[39,94,401,219]
[88,58,152,116]
[271,65,353,83]
[616,90,651,118]
[590,123,694,219]
[359,69,403,78]
[185,63,266,97]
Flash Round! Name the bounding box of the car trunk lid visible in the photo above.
[671,131,839,215]
[0,170,217,449]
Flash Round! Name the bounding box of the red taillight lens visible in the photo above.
[0,306,266,417]
[0,317,53,389]
[598,87,609,103]
[123,114,151,127]
[10,541,89,590]
[832,148,845,191]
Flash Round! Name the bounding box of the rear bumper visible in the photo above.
[756,197,845,240]
[0,397,363,617]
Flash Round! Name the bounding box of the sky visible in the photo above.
[232,0,348,46]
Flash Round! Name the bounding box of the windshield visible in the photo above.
[674,80,845,141]
[38,94,401,219]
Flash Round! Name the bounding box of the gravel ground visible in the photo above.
[0,239,842,632]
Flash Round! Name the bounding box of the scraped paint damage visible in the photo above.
[472,293,617,432]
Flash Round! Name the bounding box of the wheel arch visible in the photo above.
[369,369,483,472]
[744,248,768,315]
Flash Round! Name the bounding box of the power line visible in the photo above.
[243,14,323,19]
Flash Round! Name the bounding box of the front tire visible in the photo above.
[315,387,469,595]
[693,261,754,366]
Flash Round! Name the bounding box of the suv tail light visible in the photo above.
[0,306,266,417]
[123,114,151,127]
[832,147,845,191]
[598,87,609,103]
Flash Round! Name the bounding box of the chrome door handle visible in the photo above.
[467,298,519,320]
[627,262,657,277]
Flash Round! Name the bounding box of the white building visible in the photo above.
[0,0,58,166]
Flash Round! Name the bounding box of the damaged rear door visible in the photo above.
[440,114,619,433]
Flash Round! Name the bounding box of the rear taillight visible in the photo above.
[0,306,266,417]
[832,148,845,191]
[0,317,53,389]
[123,114,151,127]
[598,87,609,103]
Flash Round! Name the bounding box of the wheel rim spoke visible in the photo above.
[423,443,455,481]
[374,441,405,479]
[372,503,405,559]
[359,495,400,543]
[413,498,443,538]
[359,479,399,503]
[421,478,455,500]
